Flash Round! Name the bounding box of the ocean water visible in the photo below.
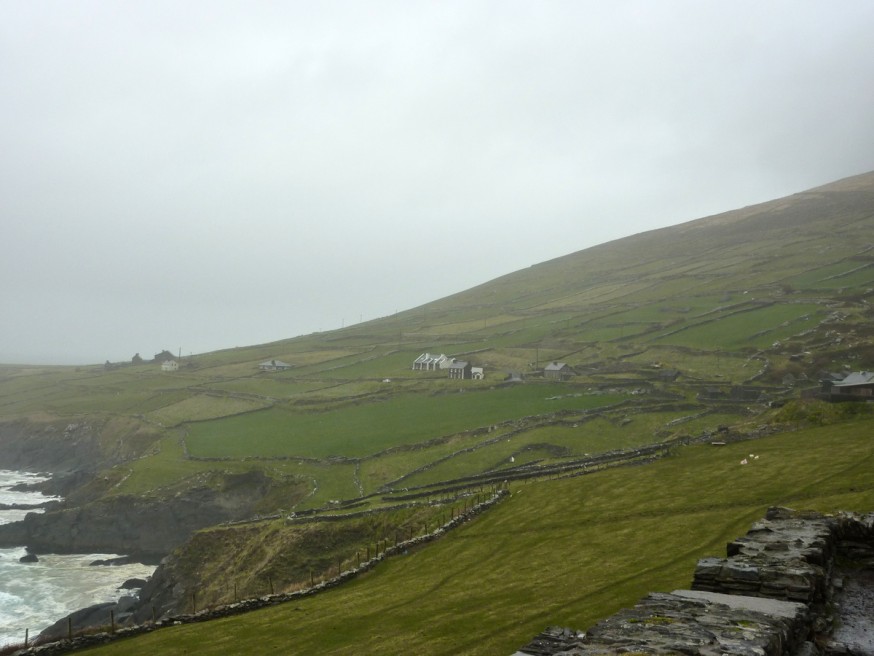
[0,470,155,647]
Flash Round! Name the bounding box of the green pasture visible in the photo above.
[617,346,755,382]
[788,261,874,290]
[203,377,332,399]
[652,302,824,350]
[113,435,236,496]
[396,408,735,489]
[183,386,626,460]
[317,350,427,379]
[82,416,874,656]
[356,432,495,495]
[576,322,658,343]
[148,395,272,427]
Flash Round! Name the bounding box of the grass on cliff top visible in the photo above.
[81,416,874,656]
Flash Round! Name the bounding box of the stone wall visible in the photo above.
[515,507,874,656]
[8,490,509,656]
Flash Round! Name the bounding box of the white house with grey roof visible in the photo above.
[412,353,450,371]
[259,359,292,371]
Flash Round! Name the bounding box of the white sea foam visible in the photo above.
[0,469,60,526]
[0,471,155,646]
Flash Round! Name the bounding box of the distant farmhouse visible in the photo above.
[820,370,874,401]
[544,361,574,381]
[412,353,485,380]
[448,360,472,380]
[259,359,292,372]
[412,353,450,371]
[154,350,176,363]
[161,360,178,372]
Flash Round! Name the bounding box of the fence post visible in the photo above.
[110,609,115,633]
[269,577,274,595]
[25,628,28,647]
[234,582,238,602]
[192,592,197,614]
[310,570,314,587]
[68,616,73,640]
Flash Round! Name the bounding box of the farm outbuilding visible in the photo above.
[544,362,574,381]
[821,370,874,401]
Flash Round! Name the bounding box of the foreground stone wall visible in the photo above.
[516,507,874,656]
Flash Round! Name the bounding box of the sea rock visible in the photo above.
[19,551,39,563]
[90,556,136,566]
[37,602,117,641]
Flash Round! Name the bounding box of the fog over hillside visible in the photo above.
[2,1,874,365]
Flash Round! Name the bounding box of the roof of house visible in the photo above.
[260,359,291,368]
[544,362,569,371]
[414,352,447,363]
[833,371,874,387]
[449,360,469,369]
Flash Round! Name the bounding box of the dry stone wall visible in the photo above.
[515,507,874,656]
[9,490,509,656]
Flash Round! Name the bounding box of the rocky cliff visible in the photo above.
[0,417,159,474]
[0,469,286,559]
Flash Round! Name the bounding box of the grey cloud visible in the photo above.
[2,1,874,364]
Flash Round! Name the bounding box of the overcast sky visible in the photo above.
[2,1,874,365]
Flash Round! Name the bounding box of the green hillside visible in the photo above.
[1,171,873,653]
[79,420,874,656]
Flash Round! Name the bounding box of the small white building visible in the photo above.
[471,367,484,380]
[161,360,179,372]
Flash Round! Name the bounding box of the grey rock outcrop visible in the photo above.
[0,470,277,559]
[515,508,874,656]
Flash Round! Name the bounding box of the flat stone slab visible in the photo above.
[516,591,809,655]
[671,589,807,620]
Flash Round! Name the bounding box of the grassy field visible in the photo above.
[183,385,626,459]
[78,418,874,656]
